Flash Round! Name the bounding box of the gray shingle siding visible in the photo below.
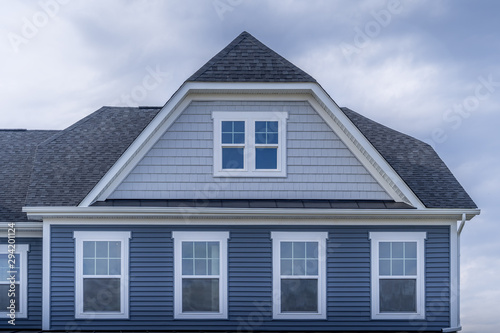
[50,224,450,331]
[110,101,391,201]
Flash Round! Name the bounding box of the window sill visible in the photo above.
[214,169,287,177]
[372,312,426,320]
[273,312,327,320]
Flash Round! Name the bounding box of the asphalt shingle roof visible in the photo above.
[0,32,476,213]
[0,129,59,221]
[341,107,477,209]
[25,107,161,207]
[187,31,316,83]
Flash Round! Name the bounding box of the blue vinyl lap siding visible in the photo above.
[0,237,42,329]
[50,225,450,331]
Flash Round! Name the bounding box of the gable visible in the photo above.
[109,100,392,201]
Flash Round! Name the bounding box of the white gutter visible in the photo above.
[458,213,467,235]
[0,221,43,236]
[24,206,481,220]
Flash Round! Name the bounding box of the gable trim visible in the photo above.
[80,82,424,208]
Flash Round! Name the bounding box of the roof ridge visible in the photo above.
[186,31,316,83]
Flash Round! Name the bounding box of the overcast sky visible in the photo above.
[1,1,499,331]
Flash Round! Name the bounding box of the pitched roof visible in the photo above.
[187,31,316,83]
[341,107,477,209]
[11,32,476,212]
[25,107,161,207]
[0,129,59,221]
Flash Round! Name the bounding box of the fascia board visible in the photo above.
[24,206,481,221]
[80,81,423,208]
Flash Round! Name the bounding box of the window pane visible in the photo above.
[207,259,219,275]
[405,259,417,276]
[233,121,245,133]
[306,259,318,275]
[380,279,417,312]
[182,242,194,259]
[405,242,417,259]
[255,121,267,133]
[0,254,15,280]
[95,242,109,258]
[182,278,219,312]
[195,259,207,275]
[281,242,292,258]
[281,259,292,275]
[306,242,318,259]
[293,259,306,275]
[379,259,391,276]
[108,241,121,258]
[83,278,121,312]
[182,259,194,275]
[293,242,306,259]
[256,148,277,169]
[392,259,404,275]
[221,133,232,144]
[207,242,220,260]
[83,258,95,275]
[109,259,121,275]
[0,284,18,311]
[221,121,233,132]
[392,242,404,258]
[96,259,108,275]
[83,241,95,258]
[194,242,207,258]
[379,242,391,259]
[281,279,318,312]
[222,147,244,169]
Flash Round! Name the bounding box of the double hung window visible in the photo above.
[271,232,327,319]
[173,231,229,319]
[0,244,29,318]
[74,231,130,319]
[370,232,426,320]
[212,112,288,177]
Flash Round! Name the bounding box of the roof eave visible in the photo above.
[24,206,480,221]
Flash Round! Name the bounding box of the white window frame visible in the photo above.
[212,111,288,177]
[0,244,29,318]
[74,231,131,319]
[172,231,229,319]
[271,232,328,320]
[369,232,426,320]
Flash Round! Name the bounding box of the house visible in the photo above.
[0,31,479,332]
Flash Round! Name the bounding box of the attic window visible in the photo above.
[212,112,288,177]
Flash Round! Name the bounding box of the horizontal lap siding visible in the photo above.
[110,101,391,200]
[50,225,450,331]
[0,237,42,329]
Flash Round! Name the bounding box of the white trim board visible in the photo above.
[78,82,426,208]
[25,206,480,222]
